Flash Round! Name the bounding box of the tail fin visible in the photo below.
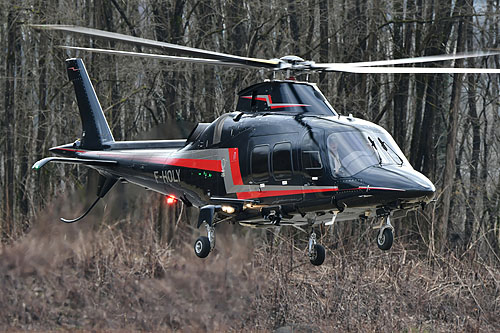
[66,58,114,150]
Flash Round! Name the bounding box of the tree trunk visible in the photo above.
[318,0,328,87]
[392,0,412,152]
[2,8,19,238]
[288,0,300,55]
[226,0,247,111]
[153,0,185,121]
[197,0,216,121]
[440,20,465,250]
[34,0,50,212]
[464,12,480,248]
[409,0,425,167]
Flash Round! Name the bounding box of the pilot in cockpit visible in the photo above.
[327,129,389,178]
[328,136,343,176]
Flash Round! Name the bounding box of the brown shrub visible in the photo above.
[0,195,498,331]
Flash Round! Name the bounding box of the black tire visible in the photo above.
[377,228,393,251]
[310,244,326,266]
[194,236,211,258]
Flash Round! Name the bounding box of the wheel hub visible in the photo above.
[309,248,317,260]
[195,240,203,253]
[378,233,385,245]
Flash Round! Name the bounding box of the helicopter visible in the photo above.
[32,25,500,265]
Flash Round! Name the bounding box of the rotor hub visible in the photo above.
[280,55,305,64]
[278,55,315,72]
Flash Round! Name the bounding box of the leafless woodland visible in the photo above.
[0,0,499,331]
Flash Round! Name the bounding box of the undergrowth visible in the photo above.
[0,193,498,331]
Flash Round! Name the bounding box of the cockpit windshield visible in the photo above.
[372,128,409,166]
[326,127,408,177]
[327,131,379,176]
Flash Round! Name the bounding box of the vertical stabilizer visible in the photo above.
[66,58,114,149]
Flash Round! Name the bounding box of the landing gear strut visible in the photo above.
[194,205,218,258]
[308,230,325,266]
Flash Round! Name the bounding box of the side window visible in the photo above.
[303,151,322,170]
[301,134,323,177]
[273,142,292,180]
[251,145,270,182]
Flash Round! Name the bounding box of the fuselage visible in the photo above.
[51,111,435,225]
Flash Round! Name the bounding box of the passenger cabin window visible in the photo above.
[273,142,292,180]
[301,134,323,177]
[251,145,270,182]
[303,151,322,170]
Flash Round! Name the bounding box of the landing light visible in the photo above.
[221,205,235,214]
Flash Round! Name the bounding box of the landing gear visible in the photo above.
[193,205,218,258]
[194,236,210,258]
[377,228,393,250]
[266,210,281,226]
[376,215,394,251]
[194,223,216,258]
[308,231,325,266]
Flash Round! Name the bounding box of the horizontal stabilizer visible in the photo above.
[32,157,117,170]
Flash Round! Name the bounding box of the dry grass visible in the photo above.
[0,194,499,332]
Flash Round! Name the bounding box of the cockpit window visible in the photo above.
[327,131,379,176]
[373,130,409,166]
[326,127,408,177]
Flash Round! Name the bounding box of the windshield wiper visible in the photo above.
[378,138,404,166]
[367,136,382,165]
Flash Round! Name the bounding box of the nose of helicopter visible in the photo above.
[357,165,435,202]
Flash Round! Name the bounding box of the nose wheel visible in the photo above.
[376,215,394,251]
[308,231,325,266]
[377,228,393,250]
[194,223,216,258]
[194,236,211,258]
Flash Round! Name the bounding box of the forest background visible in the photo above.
[0,0,499,331]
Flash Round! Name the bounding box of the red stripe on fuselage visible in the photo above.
[241,95,308,109]
[165,157,222,172]
[270,104,310,109]
[54,148,87,153]
[54,148,223,172]
[229,148,243,185]
[241,95,273,103]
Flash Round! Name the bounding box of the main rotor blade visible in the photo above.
[32,24,280,70]
[316,65,500,74]
[316,51,500,68]
[59,46,262,69]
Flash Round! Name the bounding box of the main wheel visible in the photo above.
[377,228,393,251]
[309,244,326,266]
[194,236,211,258]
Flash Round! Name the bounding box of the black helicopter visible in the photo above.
[32,25,500,265]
